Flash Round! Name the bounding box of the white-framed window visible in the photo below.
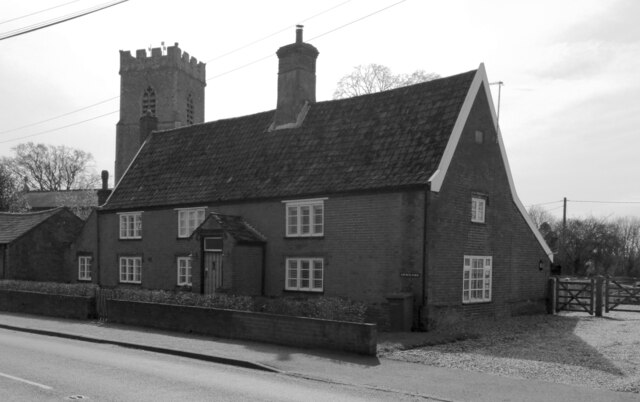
[177,208,206,238]
[78,256,92,281]
[119,212,142,239]
[471,197,486,223]
[284,198,325,237]
[119,256,142,284]
[285,257,324,292]
[463,256,492,303]
[177,256,192,286]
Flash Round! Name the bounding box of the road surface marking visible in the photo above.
[0,371,53,390]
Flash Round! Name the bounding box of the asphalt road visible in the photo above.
[0,328,424,401]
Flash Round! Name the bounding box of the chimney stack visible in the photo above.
[273,25,319,129]
[97,170,111,205]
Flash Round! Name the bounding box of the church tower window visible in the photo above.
[142,87,156,116]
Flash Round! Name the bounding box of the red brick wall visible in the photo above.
[69,210,98,284]
[7,210,83,283]
[98,209,200,290]
[98,190,426,321]
[425,85,550,327]
[107,299,377,355]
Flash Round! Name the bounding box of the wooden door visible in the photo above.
[204,251,223,294]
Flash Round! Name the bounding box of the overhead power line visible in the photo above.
[208,0,407,81]
[204,0,353,63]
[569,200,640,205]
[0,0,128,41]
[0,111,118,145]
[527,200,564,208]
[0,0,83,25]
[307,0,406,42]
[2,0,407,142]
[0,96,119,136]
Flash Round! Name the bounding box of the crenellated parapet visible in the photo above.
[119,42,206,83]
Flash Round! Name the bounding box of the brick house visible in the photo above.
[75,27,552,328]
[0,208,84,282]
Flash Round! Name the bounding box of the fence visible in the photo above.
[550,276,640,316]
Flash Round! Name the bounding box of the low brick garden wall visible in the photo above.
[0,289,95,319]
[106,299,377,355]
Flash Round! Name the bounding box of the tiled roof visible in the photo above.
[24,190,98,210]
[207,213,266,243]
[0,208,63,244]
[104,70,476,210]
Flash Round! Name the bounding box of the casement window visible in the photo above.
[285,258,324,292]
[463,256,492,303]
[471,197,486,223]
[284,199,325,237]
[119,212,142,239]
[119,256,142,284]
[177,257,192,286]
[177,208,206,238]
[78,256,92,281]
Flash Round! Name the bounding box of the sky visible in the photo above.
[0,0,639,220]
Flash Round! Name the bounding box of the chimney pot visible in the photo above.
[101,170,109,190]
[296,25,303,43]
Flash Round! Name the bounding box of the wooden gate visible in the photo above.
[95,288,114,321]
[605,278,640,313]
[556,278,595,315]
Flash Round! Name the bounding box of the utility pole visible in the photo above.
[561,197,568,274]
[490,81,504,125]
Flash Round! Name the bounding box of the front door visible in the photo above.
[203,236,223,294]
[204,252,223,294]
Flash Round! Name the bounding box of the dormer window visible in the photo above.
[142,86,156,116]
[186,94,194,125]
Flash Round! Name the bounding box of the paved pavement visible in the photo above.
[0,311,636,402]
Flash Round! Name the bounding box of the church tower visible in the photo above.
[115,43,206,183]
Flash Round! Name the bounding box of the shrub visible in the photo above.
[109,289,367,322]
[109,288,254,311]
[0,280,97,297]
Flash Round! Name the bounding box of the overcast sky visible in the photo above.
[1,0,638,219]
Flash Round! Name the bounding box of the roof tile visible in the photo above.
[104,69,476,210]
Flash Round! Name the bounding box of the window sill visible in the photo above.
[462,300,492,305]
[284,236,325,240]
[77,278,92,282]
[119,238,142,241]
[283,289,324,295]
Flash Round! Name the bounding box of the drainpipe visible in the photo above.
[420,184,431,329]
[1,245,6,279]
[96,210,101,286]
[260,244,267,296]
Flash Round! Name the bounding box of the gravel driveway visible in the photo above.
[378,311,640,394]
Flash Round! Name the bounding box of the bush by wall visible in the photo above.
[0,280,97,297]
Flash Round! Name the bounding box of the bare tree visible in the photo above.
[4,142,100,191]
[527,205,557,229]
[333,64,440,99]
[0,163,28,212]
